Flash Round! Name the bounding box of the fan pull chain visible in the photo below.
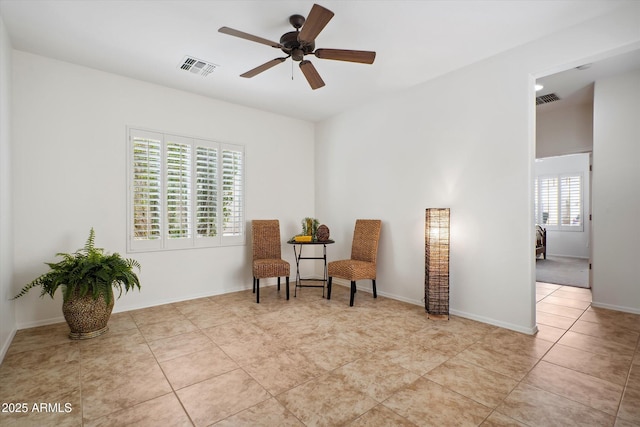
[291,59,294,81]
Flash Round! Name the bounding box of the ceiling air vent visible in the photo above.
[536,93,561,105]
[179,56,218,77]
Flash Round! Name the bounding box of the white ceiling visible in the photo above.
[0,0,633,122]
[536,48,640,112]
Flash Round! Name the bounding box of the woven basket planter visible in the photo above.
[62,288,114,340]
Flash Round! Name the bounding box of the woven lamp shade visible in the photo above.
[425,208,450,319]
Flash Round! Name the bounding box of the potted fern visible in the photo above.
[13,228,141,339]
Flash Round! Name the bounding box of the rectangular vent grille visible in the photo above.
[179,56,218,77]
[536,93,561,105]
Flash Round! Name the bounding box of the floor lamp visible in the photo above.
[425,208,450,320]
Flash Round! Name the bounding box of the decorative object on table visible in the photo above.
[12,228,141,339]
[316,224,330,242]
[301,217,319,239]
[294,235,312,242]
[327,219,381,306]
[425,208,450,320]
[251,219,290,303]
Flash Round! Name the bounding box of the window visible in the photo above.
[534,173,583,231]
[128,128,244,251]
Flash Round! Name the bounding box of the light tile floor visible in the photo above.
[1,282,639,426]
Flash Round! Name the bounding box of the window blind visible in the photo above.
[534,173,583,231]
[132,136,162,241]
[128,129,244,251]
[166,141,191,239]
[539,176,558,226]
[560,175,582,227]
[196,146,218,238]
[221,147,244,238]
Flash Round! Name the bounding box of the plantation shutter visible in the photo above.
[534,173,583,231]
[166,138,192,247]
[128,128,245,251]
[221,144,244,243]
[538,177,558,226]
[195,144,218,244]
[130,131,162,251]
[560,174,582,227]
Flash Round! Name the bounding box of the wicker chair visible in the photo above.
[327,219,381,306]
[251,220,290,303]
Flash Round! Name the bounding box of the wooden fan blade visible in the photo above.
[314,48,376,64]
[298,4,334,44]
[240,58,287,78]
[299,60,325,90]
[218,26,283,49]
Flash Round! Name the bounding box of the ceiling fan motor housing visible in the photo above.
[280,31,314,61]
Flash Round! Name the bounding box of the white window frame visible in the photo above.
[127,128,245,252]
[534,172,583,232]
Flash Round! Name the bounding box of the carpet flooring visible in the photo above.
[536,255,589,288]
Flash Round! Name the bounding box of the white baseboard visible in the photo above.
[591,301,640,315]
[15,284,253,330]
[331,278,538,335]
[16,316,66,330]
[545,253,589,260]
[14,280,541,338]
[0,327,17,363]
[450,309,538,335]
[112,284,252,314]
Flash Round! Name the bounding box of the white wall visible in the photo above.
[0,16,16,361]
[11,51,315,328]
[592,69,640,314]
[534,153,590,259]
[536,102,593,158]
[316,3,640,333]
[6,3,640,334]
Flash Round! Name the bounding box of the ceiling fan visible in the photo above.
[218,3,376,90]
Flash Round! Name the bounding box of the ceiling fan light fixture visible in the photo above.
[292,48,305,61]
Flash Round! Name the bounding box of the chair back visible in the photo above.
[252,220,282,261]
[350,219,382,263]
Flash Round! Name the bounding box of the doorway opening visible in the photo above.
[534,49,640,292]
[533,153,590,288]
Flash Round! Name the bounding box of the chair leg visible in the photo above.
[286,276,290,300]
[256,278,260,303]
[277,277,281,291]
[327,277,332,300]
[350,281,356,307]
[372,279,377,298]
[253,277,256,293]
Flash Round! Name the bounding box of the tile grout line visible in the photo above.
[161,307,270,426]
[142,319,198,427]
[5,283,637,426]
[529,286,631,423]
[541,297,638,423]
[174,300,304,426]
[616,331,640,423]
[478,285,592,426]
